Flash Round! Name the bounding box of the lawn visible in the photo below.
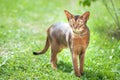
[0,0,120,80]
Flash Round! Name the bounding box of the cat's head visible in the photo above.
[64,10,90,33]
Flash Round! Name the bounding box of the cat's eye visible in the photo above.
[77,19,83,24]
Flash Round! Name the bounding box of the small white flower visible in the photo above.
[111,49,114,53]
[109,56,113,59]
[112,37,114,40]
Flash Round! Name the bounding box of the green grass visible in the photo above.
[0,0,120,80]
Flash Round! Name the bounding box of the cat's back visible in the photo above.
[48,22,72,47]
[50,22,72,33]
[48,22,72,37]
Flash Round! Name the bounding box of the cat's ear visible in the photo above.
[64,10,74,20]
[81,11,90,22]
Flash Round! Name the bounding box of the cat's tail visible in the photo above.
[33,36,50,55]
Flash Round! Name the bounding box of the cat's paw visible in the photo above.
[75,73,81,77]
[75,72,81,77]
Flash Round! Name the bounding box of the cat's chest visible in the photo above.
[72,35,88,48]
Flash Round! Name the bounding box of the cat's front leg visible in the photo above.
[72,53,81,77]
[79,50,85,75]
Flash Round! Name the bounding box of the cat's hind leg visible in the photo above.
[50,42,61,69]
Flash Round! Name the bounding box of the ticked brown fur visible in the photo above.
[33,10,90,77]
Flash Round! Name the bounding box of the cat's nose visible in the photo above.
[74,24,79,29]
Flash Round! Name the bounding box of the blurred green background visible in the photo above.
[0,0,120,80]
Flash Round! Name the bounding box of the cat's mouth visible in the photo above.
[72,28,83,34]
[73,28,87,36]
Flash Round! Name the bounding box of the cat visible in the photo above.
[33,10,90,77]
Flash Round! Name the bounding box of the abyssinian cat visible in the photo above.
[33,10,90,77]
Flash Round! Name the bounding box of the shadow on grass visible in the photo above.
[82,69,115,79]
[57,61,113,79]
[57,61,101,77]
[57,60,72,73]
[81,70,105,79]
